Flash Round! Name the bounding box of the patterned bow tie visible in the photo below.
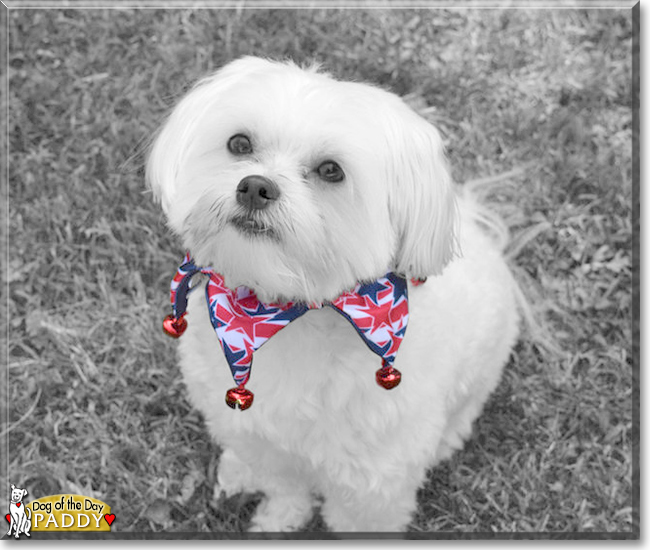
[163,254,413,410]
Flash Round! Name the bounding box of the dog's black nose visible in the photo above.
[236,175,280,210]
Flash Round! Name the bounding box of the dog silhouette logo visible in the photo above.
[6,484,31,539]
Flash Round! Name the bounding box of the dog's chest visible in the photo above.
[182,287,406,452]
[253,305,377,389]
[235,306,403,458]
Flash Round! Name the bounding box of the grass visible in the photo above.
[5,6,635,536]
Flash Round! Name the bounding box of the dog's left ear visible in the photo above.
[386,107,458,279]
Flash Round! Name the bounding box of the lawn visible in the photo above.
[4,5,636,537]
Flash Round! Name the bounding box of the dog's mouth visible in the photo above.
[230,215,279,240]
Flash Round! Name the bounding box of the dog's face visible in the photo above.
[10,485,26,503]
[148,57,457,303]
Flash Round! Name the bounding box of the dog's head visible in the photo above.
[10,485,26,503]
[147,57,458,303]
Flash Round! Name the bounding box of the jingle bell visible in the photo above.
[163,314,188,338]
[375,364,402,389]
[226,387,255,410]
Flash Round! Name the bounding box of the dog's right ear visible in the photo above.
[146,56,276,219]
[145,83,208,218]
[10,484,15,490]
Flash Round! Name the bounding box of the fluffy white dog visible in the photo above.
[147,56,520,532]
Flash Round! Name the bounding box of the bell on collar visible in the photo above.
[225,385,255,411]
[162,313,187,338]
[376,362,402,390]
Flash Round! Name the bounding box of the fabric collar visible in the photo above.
[163,253,412,410]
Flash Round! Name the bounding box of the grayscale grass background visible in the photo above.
[6,6,635,535]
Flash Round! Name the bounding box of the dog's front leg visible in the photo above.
[7,513,17,537]
[320,464,426,532]
[215,439,316,532]
[19,515,29,537]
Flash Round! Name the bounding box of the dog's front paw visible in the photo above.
[248,494,313,532]
[215,448,254,497]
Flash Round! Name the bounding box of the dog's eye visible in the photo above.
[228,134,253,156]
[317,161,345,183]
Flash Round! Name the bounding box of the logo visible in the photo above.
[5,484,116,536]
[6,484,31,539]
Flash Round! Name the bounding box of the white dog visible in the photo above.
[7,484,31,538]
[147,57,520,532]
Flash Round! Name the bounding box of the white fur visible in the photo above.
[148,57,520,532]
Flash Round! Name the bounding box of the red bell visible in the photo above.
[375,365,401,389]
[225,387,254,410]
[162,314,187,338]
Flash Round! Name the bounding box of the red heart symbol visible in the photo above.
[375,365,402,389]
[5,513,10,523]
[162,314,187,338]
[16,503,21,508]
[104,513,115,526]
[225,387,254,410]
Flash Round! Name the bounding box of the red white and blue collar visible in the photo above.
[163,254,420,410]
